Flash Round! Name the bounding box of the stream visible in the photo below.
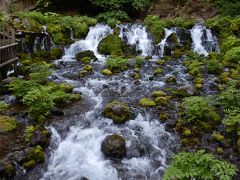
[26,23,219,180]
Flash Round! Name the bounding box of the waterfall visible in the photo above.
[157,28,177,57]
[190,24,219,56]
[64,24,113,60]
[119,24,153,56]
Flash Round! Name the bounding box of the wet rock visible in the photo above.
[51,108,65,116]
[166,32,178,49]
[176,28,192,45]
[101,134,126,159]
[50,47,64,59]
[175,85,198,97]
[166,76,176,83]
[128,59,137,67]
[30,130,50,148]
[81,177,89,180]
[76,50,97,61]
[103,101,132,124]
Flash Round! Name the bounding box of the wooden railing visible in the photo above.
[0,26,18,80]
[0,0,36,12]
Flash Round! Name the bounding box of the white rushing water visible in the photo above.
[119,24,153,56]
[190,23,218,56]
[41,23,220,180]
[157,28,177,57]
[64,24,113,60]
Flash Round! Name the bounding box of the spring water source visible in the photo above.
[39,23,218,180]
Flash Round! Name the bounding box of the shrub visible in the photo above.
[163,150,237,180]
[105,57,129,72]
[182,96,211,122]
[224,47,240,65]
[216,80,240,109]
[223,108,240,134]
[206,60,223,74]
[97,10,129,26]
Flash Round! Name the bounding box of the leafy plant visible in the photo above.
[105,56,129,72]
[223,108,240,134]
[164,150,237,180]
[182,96,211,122]
[224,47,240,65]
[0,102,9,112]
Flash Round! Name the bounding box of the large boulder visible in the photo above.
[101,134,126,159]
[166,32,179,49]
[98,34,124,55]
[76,50,97,61]
[103,101,132,124]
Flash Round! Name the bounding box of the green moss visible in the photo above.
[155,96,169,106]
[139,98,156,107]
[152,91,167,98]
[27,145,45,163]
[98,34,124,55]
[50,48,64,60]
[76,50,96,61]
[208,111,221,122]
[159,112,168,122]
[103,101,132,124]
[0,162,15,178]
[206,60,223,74]
[156,60,165,65]
[59,83,73,93]
[183,129,192,137]
[81,57,91,64]
[24,125,35,142]
[220,72,231,83]
[166,76,176,83]
[212,133,225,142]
[172,49,184,59]
[0,116,17,133]
[23,160,36,170]
[216,147,224,154]
[83,65,93,72]
[224,47,240,66]
[154,67,163,75]
[101,69,113,76]
[69,94,81,101]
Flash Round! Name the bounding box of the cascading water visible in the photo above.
[119,24,153,56]
[38,23,220,180]
[64,24,113,60]
[190,23,219,56]
[157,28,177,57]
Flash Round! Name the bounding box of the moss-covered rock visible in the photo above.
[152,91,167,98]
[101,69,113,76]
[166,76,176,83]
[76,50,97,61]
[103,101,132,124]
[0,116,17,133]
[101,134,126,159]
[156,60,165,65]
[155,96,170,106]
[183,129,192,137]
[159,112,168,122]
[59,83,73,93]
[50,47,64,59]
[166,32,178,49]
[26,145,45,163]
[23,160,36,170]
[174,85,198,97]
[139,98,156,107]
[154,67,163,75]
[212,132,225,142]
[0,161,15,178]
[98,34,124,55]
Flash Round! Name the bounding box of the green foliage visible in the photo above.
[163,150,237,180]
[144,15,166,43]
[206,60,223,74]
[182,96,211,122]
[97,10,129,26]
[224,47,240,65]
[24,125,36,142]
[105,57,129,72]
[0,102,9,112]
[22,87,55,119]
[213,0,240,17]
[184,52,204,76]
[223,108,240,134]
[221,37,240,53]
[135,56,144,67]
[216,80,240,109]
